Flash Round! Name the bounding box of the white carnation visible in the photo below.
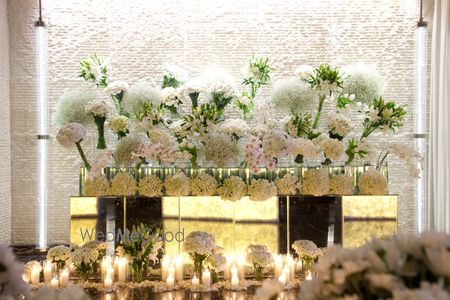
[358,169,388,195]
[290,138,319,159]
[85,99,114,117]
[319,137,344,161]
[327,114,353,138]
[108,115,129,133]
[221,118,250,138]
[262,130,291,158]
[56,123,86,148]
[248,179,277,201]
[106,80,129,95]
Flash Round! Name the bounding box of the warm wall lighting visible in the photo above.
[35,0,48,250]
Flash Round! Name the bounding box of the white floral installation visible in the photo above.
[274,173,299,195]
[138,175,164,197]
[164,171,191,196]
[47,245,71,269]
[190,173,218,196]
[301,168,330,196]
[329,174,355,195]
[83,176,110,196]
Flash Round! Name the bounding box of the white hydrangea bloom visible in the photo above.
[85,99,114,117]
[275,174,299,195]
[290,138,319,159]
[327,114,353,138]
[302,168,329,196]
[108,115,129,133]
[183,231,217,256]
[106,80,129,95]
[248,179,277,201]
[164,171,190,196]
[271,77,317,114]
[217,176,247,202]
[358,169,388,195]
[262,130,291,158]
[56,123,86,148]
[329,174,355,195]
[110,172,138,196]
[220,118,250,138]
[138,175,163,197]
[47,245,71,263]
[246,245,273,267]
[292,240,322,260]
[83,176,110,196]
[190,173,218,196]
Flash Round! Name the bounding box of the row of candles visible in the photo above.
[23,261,70,288]
[101,256,128,289]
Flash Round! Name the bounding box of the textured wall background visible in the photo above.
[0,0,11,244]
[7,0,433,245]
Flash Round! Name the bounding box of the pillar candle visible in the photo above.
[236,255,245,280]
[101,256,111,280]
[306,271,312,281]
[287,256,296,281]
[231,265,239,288]
[283,265,291,283]
[278,273,286,286]
[202,269,211,288]
[50,277,59,288]
[22,274,29,284]
[191,275,199,287]
[31,266,40,285]
[44,262,52,284]
[161,255,171,281]
[274,255,283,277]
[59,269,69,288]
[104,276,113,289]
[118,257,127,282]
[224,255,234,280]
[174,255,184,281]
[166,275,175,288]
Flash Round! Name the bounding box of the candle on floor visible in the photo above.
[50,277,59,288]
[168,264,176,281]
[274,255,283,277]
[59,269,69,288]
[296,259,303,272]
[31,266,40,285]
[174,255,184,281]
[104,276,113,289]
[166,274,175,288]
[161,255,171,281]
[278,273,286,286]
[287,256,296,281]
[236,255,245,280]
[101,256,112,280]
[118,257,127,282]
[224,255,234,280]
[22,274,29,284]
[202,269,211,288]
[113,256,119,277]
[231,265,239,288]
[44,261,52,284]
[191,275,199,287]
[283,265,291,283]
[306,271,312,281]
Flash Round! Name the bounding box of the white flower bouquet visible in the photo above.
[183,231,218,278]
[246,245,273,281]
[47,245,71,271]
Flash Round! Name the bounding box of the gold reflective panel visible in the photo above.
[342,195,397,219]
[70,218,97,245]
[343,221,397,248]
[70,197,98,216]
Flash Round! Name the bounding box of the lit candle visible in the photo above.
[166,274,175,288]
[191,275,199,287]
[283,265,290,283]
[161,255,171,281]
[287,256,296,281]
[168,264,176,282]
[22,274,29,284]
[231,265,239,288]
[118,257,127,282]
[104,276,113,289]
[101,256,112,280]
[296,259,303,272]
[274,255,283,277]
[202,269,211,288]
[107,266,114,280]
[236,255,245,280]
[50,277,59,288]
[44,261,52,284]
[224,255,234,280]
[306,271,312,281]
[278,273,286,286]
[174,255,184,281]
[59,269,69,288]
[31,266,40,285]
[113,256,119,277]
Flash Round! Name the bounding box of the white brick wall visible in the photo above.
[7,0,433,245]
[0,0,11,244]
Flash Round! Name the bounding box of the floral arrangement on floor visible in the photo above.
[54,54,422,197]
[70,241,107,281]
[299,231,450,300]
[246,245,273,281]
[183,231,221,279]
[292,240,322,273]
[116,223,163,283]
